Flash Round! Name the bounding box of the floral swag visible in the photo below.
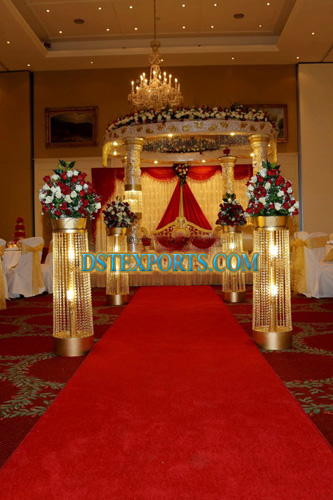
[107,104,273,132]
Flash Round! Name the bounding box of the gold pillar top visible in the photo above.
[249,134,271,145]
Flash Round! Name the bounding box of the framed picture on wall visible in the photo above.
[246,104,288,142]
[45,106,98,147]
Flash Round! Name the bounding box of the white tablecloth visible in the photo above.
[3,249,21,269]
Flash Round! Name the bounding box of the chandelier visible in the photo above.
[128,0,183,111]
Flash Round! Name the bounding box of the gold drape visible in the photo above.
[290,238,311,294]
[0,245,6,310]
[21,242,44,296]
[310,236,328,248]
[324,248,333,262]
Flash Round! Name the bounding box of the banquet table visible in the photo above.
[3,248,21,269]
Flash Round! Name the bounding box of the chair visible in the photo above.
[291,231,333,298]
[308,232,329,262]
[0,238,8,307]
[42,241,53,294]
[329,233,333,243]
[6,237,45,298]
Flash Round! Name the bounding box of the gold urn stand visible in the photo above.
[106,227,130,306]
[52,218,94,357]
[252,216,292,351]
[221,225,246,303]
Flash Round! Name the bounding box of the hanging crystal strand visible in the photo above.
[106,228,130,306]
[221,226,246,303]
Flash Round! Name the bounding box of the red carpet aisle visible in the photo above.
[0,287,332,499]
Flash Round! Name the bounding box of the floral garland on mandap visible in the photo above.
[103,198,137,228]
[39,160,101,219]
[216,193,247,227]
[173,163,190,186]
[107,104,271,132]
[246,161,299,217]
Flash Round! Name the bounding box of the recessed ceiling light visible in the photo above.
[129,5,133,9]
[296,56,299,59]
[134,27,138,30]
[234,13,244,19]
[214,3,218,6]
[161,58,164,62]
[46,9,50,13]
[106,28,110,31]
[98,6,102,10]
[154,160,158,164]
[90,61,93,64]
[231,57,235,60]
[311,32,315,35]
[6,40,10,44]
[211,25,214,29]
[259,24,262,28]
[58,30,62,34]
[27,63,31,67]
[182,26,186,29]
[182,3,186,6]
[266,2,270,5]
[202,160,206,163]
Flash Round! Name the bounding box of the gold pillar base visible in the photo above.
[222,291,246,303]
[253,330,292,351]
[106,294,129,306]
[53,335,94,357]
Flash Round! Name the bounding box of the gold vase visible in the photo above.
[221,225,246,303]
[106,227,129,306]
[252,215,292,350]
[52,218,94,356]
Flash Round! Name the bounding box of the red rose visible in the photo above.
[257,176,264,184]
[43,175,50,182]
[72,176,79,183]
[79,190,86,197]
[285,181,292,188]
[275,175,283,186]
[294,209,299,215]
[83,199,89,207]
[60,173,67,180]
[55,210,61,217]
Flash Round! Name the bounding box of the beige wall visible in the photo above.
[298,63,333,234]
[34,65,298,159]
[0,71,32,241]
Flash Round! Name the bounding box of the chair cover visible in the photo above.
[291,231,333,298]
[0,238,7,308]
[7,237,45,298]
[308,232,329,261]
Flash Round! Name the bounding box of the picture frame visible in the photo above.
[45,106,98,148]
[246,104,288,142]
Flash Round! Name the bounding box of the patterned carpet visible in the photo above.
[0,287,332,468]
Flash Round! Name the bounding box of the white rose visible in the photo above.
[96,202,101,210]
[277,191,284,197]
[39,191,46,201]
[250,176,256,183]
[259,197,266,204]
[287,187,293,194]
[264,182,271,190]
[248,185,254,191]
[274,202,282,211]
[42,183,49,190]
[51,174,59,181]
[259,169,267,178]
[76,185,83,192]
[55,191,62,199]
[70,191,77,198]
[45,195,53,204]
[294,201,299,209]
[65,195,71,203]
[73,170,79,176]
[83,183,88,189]
[67,171,73,178]
[50,186,57,193]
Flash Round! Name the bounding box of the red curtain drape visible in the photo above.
[156,182,181,230]
[182,183,212,230]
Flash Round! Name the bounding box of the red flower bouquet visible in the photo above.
[103,198,137,228]
[216,193,247,227]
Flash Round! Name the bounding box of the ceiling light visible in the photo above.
[161,58,164,62]
[231,57,235,60]
[267,2,270,5]
[98,7,102,10]
[182,26,186,29]
[6,40,10,44]
[230,132,235,136]
[214,2,218,6]
[168,133,173,137]
[182,3,186,6]
[211,25,214,29]
[296,56,299,59]
[154,160,158,164]
[134,27,138,30]
[202,160,206,163]
[113,151,117,156]
[250,152,254,157]
[259,24,262,27]
[129,5,133,8]
[58,30,62,34]
[106,28,110,31]
[113,141,118,146]
[46,9,50,13]
[90,61,93,64]
[27,64,31,67]
[311,32,315,35]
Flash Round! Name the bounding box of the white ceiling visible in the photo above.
[0,0,332,71]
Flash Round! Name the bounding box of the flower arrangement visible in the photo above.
[103,198,136,228]
[216,193,247,227]
[39,160,101,219]
[246,161,299,217]
[107,104,271,132]
[173,163,190,186]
